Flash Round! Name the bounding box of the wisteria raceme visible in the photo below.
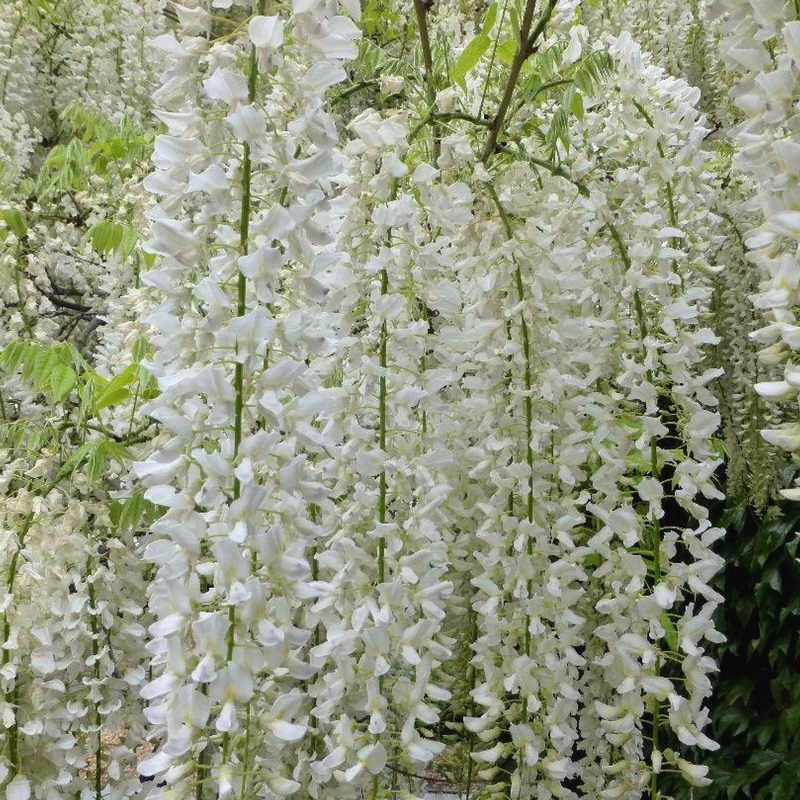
[713,0,800,499]
[711,201,784,508]
[133,4,731,800]
[581,0,734,127]
[136,2,366,796]
[0,0,161,797]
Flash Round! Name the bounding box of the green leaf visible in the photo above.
[481,2,498,33]
[49,363,77,403]
[570,89,584,122]
[739,749,783,784]
[69,439,132,483]
[78,374,103,426]
[23,344,58,390]
[509,6,519,40]
[116,491,144,531]
[120,225,140,260]
[0,340,29,373]
[89,219,125,256]
[779,701,800,739]
[102,440,133,470]
[547,106,570,156]
[0,209,27,238]
[116,490,157,533]
[496,40,517,66]
[92,363,138,412]
[661,612,678,653]
[131,336,151,363]
[59,440,99,479]
[452,34,491,90]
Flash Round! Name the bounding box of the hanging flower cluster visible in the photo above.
[135,2,729,796]
[0,453,152,800]
[714,0,800,499]
[710,201,785,508]
[0,2,162,798]
[136,2,369,796]
[581,0,733,126]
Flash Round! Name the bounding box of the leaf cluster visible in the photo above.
[0,337,157,463]
[662,495,800,800]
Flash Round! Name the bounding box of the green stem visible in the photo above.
[239,700,253,800]
[408,111,493,143]
[494,143,589,196]
[478,0,511,120]
[378,270,388,582]
[7,686,18,777]
[331,78,380,105]
[371,174,397,800]
[481,0,538,163]
[3,503,40,780]
[486,183,534,724]
[221,0,265,779]
[87,558,103,799]
[608,221,664,800]
[14,242,34,338]
[411,0,440,162]
[481,0,557,163]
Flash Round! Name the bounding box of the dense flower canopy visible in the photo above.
[0,1,797,799]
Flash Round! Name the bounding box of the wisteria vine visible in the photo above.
[0,0,794,799]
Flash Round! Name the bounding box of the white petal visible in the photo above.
[767,211,800,240]
[412,163,439,184]
[204,69,248,107]
[269,719,306,741]
[216,701,237,732]
[761,425,800,451]
[6,776,30,800]
[268,777,301,796]
[149,613,185,638]
[238,245,283,279]
[676,759,712,787]
[657,226,685,238]
[293,0,320,12]
[138,750,172,777]
[472,741,505,763]
[249,16,284,50]
[226,105,267,145]
[339,0,361,19]
[258,619,286,647]
[186,165,229,194]
[653,583,676,609]
[141,673,179,700]
[174,4,211,35]
[754,380,797,401]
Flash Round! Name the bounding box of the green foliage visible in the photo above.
[664,497,800,800]
[0,340,85,404]
[573,49,615,94]
[88,219,139,259]
[0,208,27,238]
[61,103,154,166]
[0,337,157,460]
[452,3,498,90]
[514,47,614,158]
[362,0,400,43]
[109,488,158,535]
[34,136,88,197]
[20,103,152,257]
[452,32,492,90]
